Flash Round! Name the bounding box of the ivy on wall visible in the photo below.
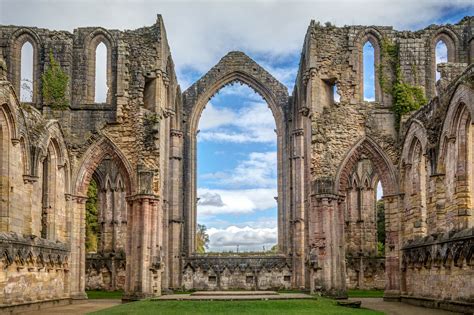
[378,39,427,128]
[42,50,69,110]
[86,179,99,253]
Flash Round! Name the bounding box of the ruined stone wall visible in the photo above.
[0,12,472,312]
[0,81,71,306]
[86,252,126,291]
[0,14,180,305]
[346,257,385,290]
[397,65,474,312]
[182,256,292,291]
[294,17,473,300]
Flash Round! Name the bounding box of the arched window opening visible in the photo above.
[84,157,128,292]
[406,139,427,237]
[20,41,34,102]
[343,155,387,290]
[363,41,375,101]
[435,40,448,81]
[196,83,278,253]
[344,156,379,257]
[94,42,108,103]
[86,178,99,253]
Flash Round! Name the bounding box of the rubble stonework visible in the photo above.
[0,14,472,313]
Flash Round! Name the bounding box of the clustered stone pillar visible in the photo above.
[123,194,161,300]
[168,129,184,289]
[309,179,346,297]
[123,169,162,301]
[291,128,306,288]
[383,194,402,300]
[69,194,88,300]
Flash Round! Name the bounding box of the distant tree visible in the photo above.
[196,224,209,254]
[85,179,99,253]
[270,244,278,253]
[376,200,385,256]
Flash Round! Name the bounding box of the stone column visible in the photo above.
[168,129,183,289]
[123,192,162,300]
[309,179,346,297]
[68,194,88,300]
[383,193,402,301]
[291,128,306,288]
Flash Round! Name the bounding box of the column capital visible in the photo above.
[126,193,160,204]
[65,194,88,203]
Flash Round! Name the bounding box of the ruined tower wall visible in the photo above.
[0,14,181,307]
[294,17,473,300]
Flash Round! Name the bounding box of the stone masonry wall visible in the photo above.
[0,12,472,312]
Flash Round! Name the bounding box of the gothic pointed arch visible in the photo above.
[335,136,398,196]
[355,28,383,102]
[84,28,116,104]
[74,136,134,197]
[183,51,288,134]
[428,26,460,96]
[181,51,290,254]
[438,82,474,172]
[8,28,41,103]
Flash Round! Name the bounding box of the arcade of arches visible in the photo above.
[0,15,473,314]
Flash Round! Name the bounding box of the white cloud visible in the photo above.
[207,225,277,252]
[198,103,236,130]
[198,191,225,207]
[197,187,277,216]
[198,100,277,143]
[203,151,277,188]
[2,0,470,91]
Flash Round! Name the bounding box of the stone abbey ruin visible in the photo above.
[0,14,473,313]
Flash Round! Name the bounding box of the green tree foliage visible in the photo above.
[196,224,210,254]
[86,179,99,253]
[42,50,69,109]
[376,200,385,256]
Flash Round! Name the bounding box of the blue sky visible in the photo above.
[2,0,472,251]
[197,84,278,252]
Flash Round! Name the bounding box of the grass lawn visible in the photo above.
[87,290,123,299]
[90,298,383,315]
[348,289,384,298]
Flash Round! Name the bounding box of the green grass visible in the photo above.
[90,298,383,315]
[87,290,123,299]
[348,290,384,298]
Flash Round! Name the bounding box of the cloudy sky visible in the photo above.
[2,0,471,251]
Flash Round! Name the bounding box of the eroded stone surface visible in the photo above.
[0,14,472,314]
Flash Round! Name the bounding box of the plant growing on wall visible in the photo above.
[42,50,69,109]
[86,179,99,253]
[379,39,427,128]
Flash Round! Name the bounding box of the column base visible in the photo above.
[383,290,401,301]
[70,292,88,300]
